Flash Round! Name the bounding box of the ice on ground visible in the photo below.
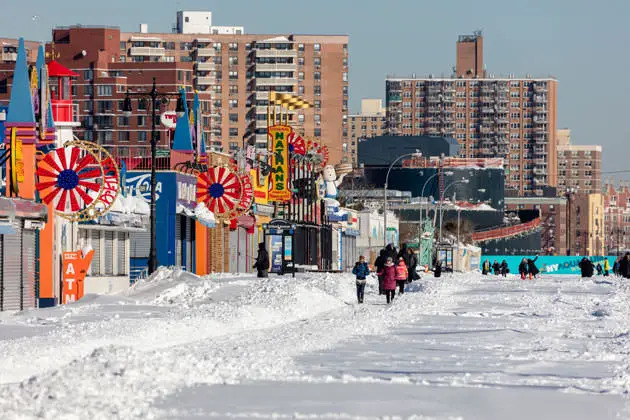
[0,270,629,419]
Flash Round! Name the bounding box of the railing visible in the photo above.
[129,47,165,56]
[51,102,80,123]
[113,147,172,170]
[472,218,541,242]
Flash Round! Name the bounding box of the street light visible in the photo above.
[383,151,421,247]
[438,179,469,244]
[122,77,185,275]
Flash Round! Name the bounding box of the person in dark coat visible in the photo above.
[619,253,630,279]
[492,260,500,275]
[374,249,387,295]
[352,256,370,304]
[518,258,529,280]
[482,259,491,275]
[253,243,270,278]
[579,257,594,278]
[526,256,539,279]
[613,258,621,276]
[434,260,442,278]
[398,243,408,262]
[500,260,509,277]
[595,263,603,276]
[406,248,419,282]
[385,244,397,262]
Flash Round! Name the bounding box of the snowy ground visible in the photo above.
[1,269,630,419]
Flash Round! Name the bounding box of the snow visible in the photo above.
[1,270,630,418]
[193,202,216,228]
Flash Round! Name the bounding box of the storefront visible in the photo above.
[0,198,47,311]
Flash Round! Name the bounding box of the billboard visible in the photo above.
[480,255,616,275]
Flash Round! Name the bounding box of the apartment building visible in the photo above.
[0,12,349,164]
[0,38,42,95]
[603,183,630,254]
[570,193,604,256]
[348,99,386,165]
[557,144,602,195]
[385,32,558,196]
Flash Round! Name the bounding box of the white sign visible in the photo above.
[160,111,178,129]
[126,174,163,202]
[24,220,45,230]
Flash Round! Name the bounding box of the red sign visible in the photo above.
[62,250,94,304]
[237,173,254,212]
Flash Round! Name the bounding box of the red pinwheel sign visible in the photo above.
[287,131,306,156]
[197,165,243,219]
[35,140,121,222]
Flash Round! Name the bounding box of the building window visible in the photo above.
[314,57,321,66]
[229,42,238,51]
[314,71,321,80]
[314,128,321,137]
[229,56,238,65]
[137,115,145,126]
[342,72,348,82]
[297,57,304,66]
[84,69,93,81]
[229,85,238,95]
[229,113,238,122]
[314,43,321,51]
[314,86,321,96]
[117,116,129,126]
[229,128,238,137]
[118,131,129,142]
[229,99,238,108]
[298,85,305,95]
[298,43,304,51]
[298,71,304,80]
[314,100,321,109]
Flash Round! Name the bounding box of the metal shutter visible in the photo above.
[175,215,182,268]
[117,232,126,275]
[185,217,192,271]
[130,231,150,258]
[90,231,101,275]
[228,229,238,273]
[21,228,36,309]
[238,227,247,273]
[104,231,114,275]
[2,220,22,311]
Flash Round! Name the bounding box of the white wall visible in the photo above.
[84,276,130,295]
[176,11,212,34]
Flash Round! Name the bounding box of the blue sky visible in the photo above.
[2,0,629,176]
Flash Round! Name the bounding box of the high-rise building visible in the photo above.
[348,99,386,165]
[386,33,558,196]
[0,12,350,164]
[603,183,630,254]
[557,144,602,195]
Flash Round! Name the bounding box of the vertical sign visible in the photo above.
[268,125,292,202]
[270,235,283,273]
[284,235,292,261]
[62,250,94,304]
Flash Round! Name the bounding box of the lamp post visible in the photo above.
[383,152,420,248]
[122,77,186,275]
[418,171,443,259]
[438,179,469,244]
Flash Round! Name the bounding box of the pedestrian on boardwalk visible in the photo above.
[526,256,539,280]
[398,243,408,263]
[395,257,408,295]
[579,257,594,278]
[619,253,630,279]
[603,258,611,276]
[374,249,387,295]
[352,255,370,304]
[492,260,500,275]
[596,263,603,276]
[378,257,397,304]
[385,244,397,263]
[253,243,269,278]
[500,260,509,277]
[482,259,491,275]
[406,248,419,282]
[518,258,529,280]
[434,260,442,278]
[613,258,621,276]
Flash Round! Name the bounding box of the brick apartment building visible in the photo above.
[603,183,630,254]
[570,193,604,256]
[348,99,386,166]
[557,144,602,195]
[385,32,558,196]
[0,11,350,164]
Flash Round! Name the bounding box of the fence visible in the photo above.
[472,218,541,242]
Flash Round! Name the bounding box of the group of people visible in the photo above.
[481,256,540,280]
[581,253,630,278]
[353,243,430,304]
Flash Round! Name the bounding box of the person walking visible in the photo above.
[482,259,491,275]
[596,263,603,276]
[518,258,529,280]
[579,257,594,278]
[374,249,387,295]
[352,255,370,304]
[406,248,419,282]
[500,260,509,277]
[253,243,270,278]
[434,260,442,278]
[619,253,630,279]
[398,243,408,263]
[526,256,539,280]
[395,257,408,295]
[492,260,500,276]
[613,258,621,276]
[379,257,397,304]
[603,258,611,276]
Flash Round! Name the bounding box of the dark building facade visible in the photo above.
[357,135,460,168]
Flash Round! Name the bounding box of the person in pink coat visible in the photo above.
[378,257,397,304]
[395,257,408,295]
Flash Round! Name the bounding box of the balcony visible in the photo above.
[482,107,495,114]
[196,76,216,85]
[255,63,296,72]
[255,77,296,86]
[195,62,216,71]
[1,52,17,61]
[533,95,546,103]
[255,133,268,143]
[255,49,297,58]
[129,47,165,56]
[255,120,268,129]
[196,48,216,57]
[534,84,548,93]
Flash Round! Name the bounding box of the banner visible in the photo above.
[252,169,268,205]
[480,255,616,275]
[62,250,94,303]
[268,125,291,202]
